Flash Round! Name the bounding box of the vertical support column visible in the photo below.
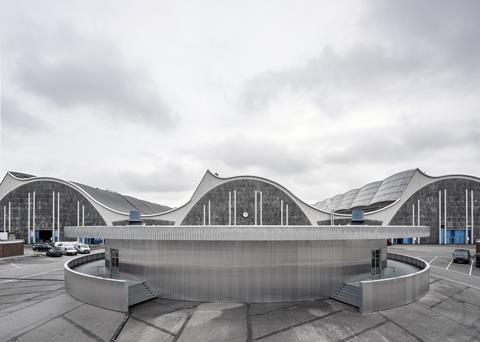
[57,192,60,242]
[203,205,206,226]
[228,192,232,226]
[27,193,31,244]
[439,190,442,244]
[466,189,469,244]
[417,199,420,244]
[77,201,80,226]
[52,191,55,243]
[444,189,447,245]
[412,203,415,225]
[280,200,284,225]
[286,204,289,226]
[8,201,11,233]
[32,192,36,243]
[82,205,85,226]
[471,190,474,245]
[208,200,211,226]
[254,191,257,226]
[412,203,415,244]
[3,206,5,232]
[259,192,263,225]
[233,190,237,226]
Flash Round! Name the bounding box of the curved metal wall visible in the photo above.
[106,239,386,302]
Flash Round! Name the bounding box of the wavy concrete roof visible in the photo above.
[313,169,416,213]
[7,171,170,215]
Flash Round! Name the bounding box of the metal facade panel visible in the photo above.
[106,239,385,303]
[65,225,430,241]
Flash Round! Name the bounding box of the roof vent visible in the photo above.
[351,209,364,225]
[129,210,142,225]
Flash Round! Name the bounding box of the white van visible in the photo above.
[55,241,76,247]
[74,243,91,254]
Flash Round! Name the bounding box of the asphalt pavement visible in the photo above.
[0,245,479,342]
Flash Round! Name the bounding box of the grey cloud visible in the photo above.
[116,167,195,194]
[203,137,316,175]
[323,121,480,165]
[240,1,480,114]
[8,26,175,128]
[1,97,48,133]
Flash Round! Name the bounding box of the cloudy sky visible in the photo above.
[0,0,479,207]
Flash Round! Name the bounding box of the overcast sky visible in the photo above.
[0,0,479,207]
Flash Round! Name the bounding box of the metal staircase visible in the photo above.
[128,281,157,306]
[331,283,361,308]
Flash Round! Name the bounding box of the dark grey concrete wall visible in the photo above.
[181,179,311,225]
[389,178,480,243]
[0,181,106,242]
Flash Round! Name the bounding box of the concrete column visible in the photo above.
[260,192,263,226]
[52,191,55,242]
[280,200,284,225]
[208,200,211,226]
[3,206,5,232]
[77,201,80,226]
[466,189,469,244]
[32,192,36,243]
[471,190,474,245]
[412,203,415,225]
[57,192,60,242]
[417,199,420,244]
[229,192,232,225]
[254,191,257,226]
[82,205,85,226]
[444,189,447,245]
[439,190,442,244]
[27,193,31,244]
[203,205,206,226]
[233,190,237,226]
[8,201,11,233]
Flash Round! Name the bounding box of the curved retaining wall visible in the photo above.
[360,253,430,313]
[64,252,128,312]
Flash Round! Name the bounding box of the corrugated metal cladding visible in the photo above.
[65,225,430,241]
[106,239,385,303]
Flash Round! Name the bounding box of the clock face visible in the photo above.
[242,212,249,218]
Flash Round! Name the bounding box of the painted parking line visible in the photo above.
[469,261,473,276]
[429,256,438,263]
[446,260,453,270]
[9,264,20,269]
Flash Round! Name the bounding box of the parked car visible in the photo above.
[452,249,471,264]
[32,243,53,252]
[46,247,63,257]
[476,254,480,268]
[61,246,78,256]
[74,243,90,254]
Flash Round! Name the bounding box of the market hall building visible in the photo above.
[0,171,171,243]
[0,168,479,245]
[65,170,431,310]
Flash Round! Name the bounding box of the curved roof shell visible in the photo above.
[314,169,416,213]
[2,171,170,216]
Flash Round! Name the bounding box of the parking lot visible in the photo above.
[0,245,479,342]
